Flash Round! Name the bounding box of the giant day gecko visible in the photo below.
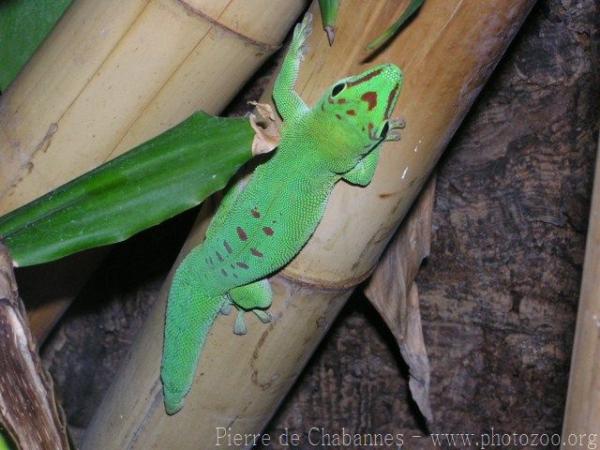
[162,13,404,414]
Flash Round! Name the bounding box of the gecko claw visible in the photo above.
[232,308,272,335]
[385,117,406,141]
[234,311,247,335]
[253,309,272,324]
[391,117,406,129]
[220,301,233,316]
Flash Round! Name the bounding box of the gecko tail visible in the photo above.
[161,270,226,415]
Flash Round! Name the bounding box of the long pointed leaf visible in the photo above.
[366,0,425,52]
[0,112,254,266]
[318,0,340,45]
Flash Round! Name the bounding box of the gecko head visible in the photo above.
[315,63,404,173]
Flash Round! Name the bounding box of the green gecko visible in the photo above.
[161,13,404,415]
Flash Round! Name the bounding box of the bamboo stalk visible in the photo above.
[561,137,600,444]
[83,1,536,448]
[0,0,307,341]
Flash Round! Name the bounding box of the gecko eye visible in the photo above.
[379,121,390,139]
[331,82,346,97]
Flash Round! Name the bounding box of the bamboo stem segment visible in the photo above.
[562,138,600,443]
[83,0,536,448]
[0,0,299,213]
[0,0,306,342]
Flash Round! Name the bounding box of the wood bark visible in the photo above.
[81,0,536,448]
[0,245,69,450]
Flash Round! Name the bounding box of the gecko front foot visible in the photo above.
[385,117,406,141]
[293,13,313,60]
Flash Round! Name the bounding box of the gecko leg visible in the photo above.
[228,279,273,335]
[342,147,383,187]
[273,13,312,121]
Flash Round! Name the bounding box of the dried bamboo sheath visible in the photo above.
[82,1,536,448]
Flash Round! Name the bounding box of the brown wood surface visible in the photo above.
[0,245,69,450]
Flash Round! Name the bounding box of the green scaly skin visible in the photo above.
[161,13,404,415]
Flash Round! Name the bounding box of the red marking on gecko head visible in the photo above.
[236,262,249,269]
[361,92,377,110]
[346,68,383,88]
[346,109,356,116]
[250,248,263,257]
[236,226,248,241]
[335,114,342,120]
[337,98,347,104]
[221,268,228,277]
[262,227,274,236]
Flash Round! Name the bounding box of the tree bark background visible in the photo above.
[32,0,598,447]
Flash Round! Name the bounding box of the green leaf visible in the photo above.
[366,0,425,52]
[0,112,255,266]
[318,0,340,45]
[0,0,73,91]
[0,430,14,450]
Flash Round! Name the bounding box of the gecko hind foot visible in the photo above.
[232,308,272,335]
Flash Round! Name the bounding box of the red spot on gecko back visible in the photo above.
[251,248,263,257]
[236,226,248,241]
[251,208,261,218]
[361,92,378,110]
[262,227,274,236]
[346,109,356,116]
